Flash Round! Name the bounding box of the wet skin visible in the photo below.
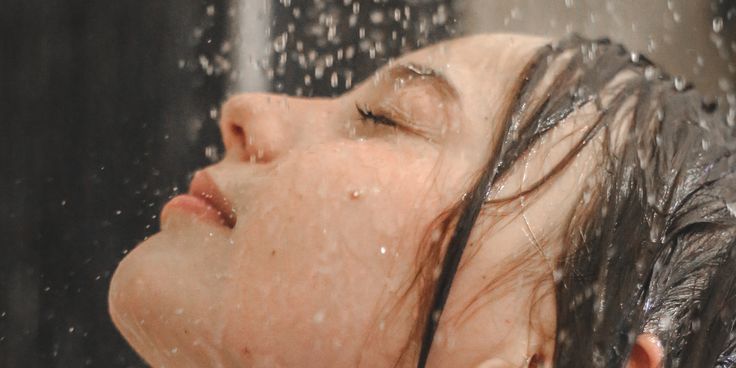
[109,34,610,367]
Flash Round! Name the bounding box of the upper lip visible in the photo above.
[189,170,237,228]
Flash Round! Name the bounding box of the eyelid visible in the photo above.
[377,100,446,139]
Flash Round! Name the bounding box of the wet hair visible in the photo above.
[413,34,736,367]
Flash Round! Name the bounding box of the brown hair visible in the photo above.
[402,34,736,368]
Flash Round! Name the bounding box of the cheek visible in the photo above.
[219,142,449,361]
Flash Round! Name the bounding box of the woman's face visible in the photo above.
[109,34,589,367]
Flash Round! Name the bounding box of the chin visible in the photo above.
[109,228,238,362]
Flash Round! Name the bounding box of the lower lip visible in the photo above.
[161,194,229,227]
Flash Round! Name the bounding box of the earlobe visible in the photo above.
[626,333,663,368]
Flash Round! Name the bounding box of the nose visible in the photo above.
[219,93,295,163]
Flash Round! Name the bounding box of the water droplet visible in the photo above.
[692,318,701,332]
[273,33,287,53]
[313,310,326,323]
[713,17,724,33]
[171,347,179,354]
[727,202,736,217]
[674,76,687,91]
[564,0,574,8]
[644,66,657,81]
[330,72,339,88]
[174,308,184,315]
[630,52,640,63]
[204,145,219,162]
[380,246,387,255]
[370,10,384,24]
[206,5,215,16]
[68,327,75,333]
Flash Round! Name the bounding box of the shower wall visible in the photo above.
[457,0,735,96]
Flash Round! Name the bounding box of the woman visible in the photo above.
[109,33,736,367]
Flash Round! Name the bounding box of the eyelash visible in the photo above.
[356,104,398,128]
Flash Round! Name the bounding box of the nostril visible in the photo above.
[229,123,245,144]
[226,121,267,163]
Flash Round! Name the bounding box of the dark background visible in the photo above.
[0,1,453,367]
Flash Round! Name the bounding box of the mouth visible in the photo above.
[161,171,237,229]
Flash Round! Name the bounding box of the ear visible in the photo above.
[626,333,663,368]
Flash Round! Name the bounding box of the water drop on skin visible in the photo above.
[350,190,361,199]
[312,310,326,324]
[380,246,387,255]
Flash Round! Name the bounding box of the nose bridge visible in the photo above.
[220,93,297,163]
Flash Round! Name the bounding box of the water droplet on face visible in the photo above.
[380,246,387,255]
[630,52,640,63]
[312,310,326,324]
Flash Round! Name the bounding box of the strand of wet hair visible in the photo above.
[415,35,611,367]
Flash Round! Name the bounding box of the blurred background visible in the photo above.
[1,0,734,366]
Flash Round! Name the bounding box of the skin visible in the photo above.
[109,34,650,367]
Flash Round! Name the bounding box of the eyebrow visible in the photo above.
[385,63,460,101]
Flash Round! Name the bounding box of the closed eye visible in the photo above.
[356,104,398,128]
